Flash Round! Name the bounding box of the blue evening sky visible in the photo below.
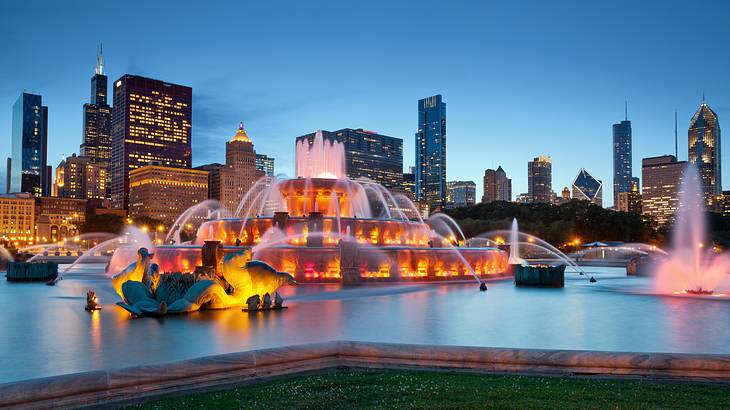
[1,0,728,206]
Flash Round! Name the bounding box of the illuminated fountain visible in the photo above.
[114,130,508,283]
[653,165,730,296]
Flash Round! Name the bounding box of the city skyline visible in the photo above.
[1,1,729,207]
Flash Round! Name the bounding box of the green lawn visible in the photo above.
[134,370,730,409]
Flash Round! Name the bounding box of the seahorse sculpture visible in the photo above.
[114,248,297,316]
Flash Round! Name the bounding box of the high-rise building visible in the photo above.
[617,182,642,213]
[613,111,633,206]
[128,165,208,225]
[722,190,730,217]
[416,95,446,210]
[110,75,192,209]
[688,100,722,209]
[196,123,265,215]
[642,155,687,225]
[446,181,476,208]
[0,193,35,246]
[482,166,512,203]
[11,92,49,196]
[80,45,112,170]
[399,171,416,200]
[255,153,275,176]
[572,168,603,207]
[53,154,108,200]
[296,128,403,188]
[528,156,552,203]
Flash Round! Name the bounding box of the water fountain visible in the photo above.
[508,218,525,265]
[653,165,730,295]
[114,130,508,282]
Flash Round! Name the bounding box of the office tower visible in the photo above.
[11,93,48,196]
[617,182,642,213]
[0,193,35,245]
[572,168,603,207]
[5,158,10,193]
[80,45,112,169]
[128,165,208,225]
[482,166,512,203]
[53,154,108,199]
[723,191,730,217]
[35,197,87,243]
[446,181,476,208]
[688,99,722,209]
[527,156,552,203]
[196,123,265,215]
[399,171,416,200]
[613,107,633,206]
[641,155,687,225]
[255,153,275,176]
[110,75,192,209]
[296,128,403,188]
[415,95,446,210]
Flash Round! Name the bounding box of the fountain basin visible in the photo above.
[5,261,58,282]
[136,244,508,283]
[514,264,565,288]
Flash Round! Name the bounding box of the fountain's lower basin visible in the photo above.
[111,244,509,283]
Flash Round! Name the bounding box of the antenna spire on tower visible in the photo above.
[674,109,678,159]
[95,43,104,75]
[625,100,628,121]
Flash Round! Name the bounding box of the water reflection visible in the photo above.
[1,265,730,384]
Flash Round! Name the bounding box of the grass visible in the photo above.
[134,370,730,409]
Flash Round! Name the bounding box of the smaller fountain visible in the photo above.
[653,165,730,296]
[508,218,566,288]
[508,218,525,265]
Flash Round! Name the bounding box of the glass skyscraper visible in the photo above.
[255,153,275,177]
[572,168,603,207]
[528,156,552,203]
[688,100,721,209]
[81,46,112,167]
[612,116,633,206]
[110,75,192,209]
[416,95,446,211]
[11,92,48,196]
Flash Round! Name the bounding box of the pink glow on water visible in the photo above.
[653,165,730,294]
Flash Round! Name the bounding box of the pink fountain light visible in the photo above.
[295,130,346,179]
[653,164,730,295]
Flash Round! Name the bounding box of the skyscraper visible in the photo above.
[612,107,633,206]
[641,155,686,225]
[196,123,265,215]
[255,153,275,176]
[53,154,108,200]
[482,166,512,203]
[11,92,48,196]
[296,128,403,188]
[80,46,112,168]
[688,99,721,209]
[416,95,446,211]
[110,75,192,209]
[527,156,552,203]
[572,168,603,207]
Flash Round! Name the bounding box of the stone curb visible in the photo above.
[1,341,730,409]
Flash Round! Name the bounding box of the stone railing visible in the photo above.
[1,341,730,409]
